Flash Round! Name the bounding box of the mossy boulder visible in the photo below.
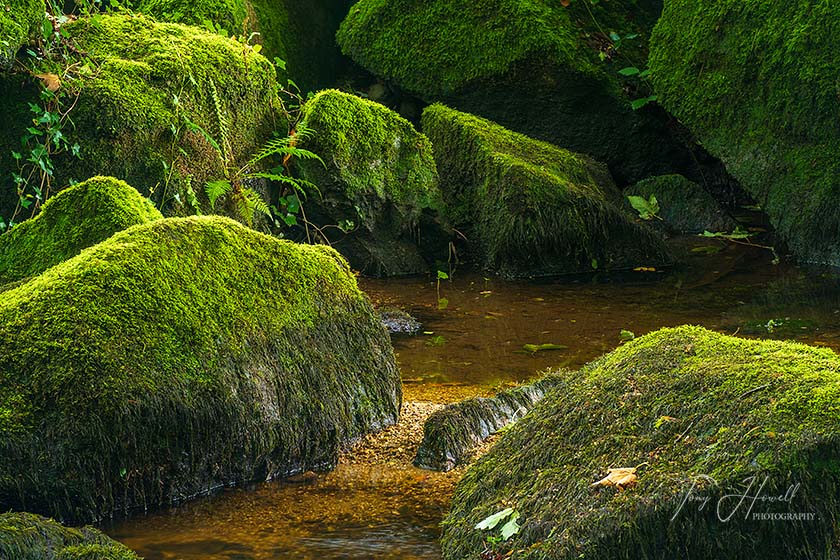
[0,512,140,560]
[442,326,840,559]
[0,176,162,285]
[415,374,563,472]
[131,0,353,92]
[0,0,42,69]
[649,1,840,265]
[337,0,698,186]
[297,89,448,276]
[0,215,401,523]
[625,174,738,234]
[0,13,281,220]
[422,104,671,277]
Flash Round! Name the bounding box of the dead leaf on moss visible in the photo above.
[35,73,61,92]
[592,467,638,490]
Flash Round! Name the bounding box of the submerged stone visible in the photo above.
[297,90,449,276]
[0,14,281,220]
[0,216,401,523]
[443,326,840,559]
[337,0,697,186]
[649,1,840,265]
[422,104,671,277]
[415,374,563,472]
[0,512,140,560]
[625,174,738,234]
[0,176,162,285]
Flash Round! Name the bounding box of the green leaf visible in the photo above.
[476,508,515,531]
[620,329,635,342]
[522,343,568,353]
[618,67,640,76]
[205,179,232,210]
[500,513,521,540]
[437,270,449,280]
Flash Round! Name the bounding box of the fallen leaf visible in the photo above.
[592,467,638,490]
[35,72,61,92]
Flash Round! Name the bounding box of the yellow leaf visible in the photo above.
[592,467,638,490]
[252,43,263,53]
[633,266,656,272]
[35,73,61,92]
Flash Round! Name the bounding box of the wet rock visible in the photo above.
[0,512,140,560]
[650,1,840,265]
[378,307,422,335]
[297,89,450,276]
[624,174,739,234]
[414,374,563,472]
[0,216,401,523]
[422,104,672,277]
[443,326,840,559]
[0,176,162,285]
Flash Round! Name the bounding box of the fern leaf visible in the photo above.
[209,80,233,165]
[183,114,222,156]
[206,179,232,210]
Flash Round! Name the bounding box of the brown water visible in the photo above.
[106,240,840,559]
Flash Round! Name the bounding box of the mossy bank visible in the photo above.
[0,215,401,523]
[422,104,670,277]
[442,326,840,559]
[649,1,840,265]
[0,0,42,69]
[0,176,162,285]
[297,89,448,276]
[0,512,140,560]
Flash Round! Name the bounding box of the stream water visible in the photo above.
[106,240,840,559]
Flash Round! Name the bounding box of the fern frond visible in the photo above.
[209,79,233,165]
[243,187,271,218]
[183,114,223,157]
[206,179,232,210]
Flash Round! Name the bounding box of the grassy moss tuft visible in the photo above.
[0,0,42,68]
[0,176,162,285]
[422,103,671,277]
[0,215,401,523]
[649,1,840,264]
[298,89,448,276]
[0,512,140,560]
[442,326,840,559]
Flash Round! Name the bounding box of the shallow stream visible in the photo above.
[106,241,840,559]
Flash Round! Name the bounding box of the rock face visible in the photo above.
[0,216,401,523]
[337,0,698,186]
[442,326,840,559]
[625,174,738,234]
[131,0,354,91]
[0,14,281,220]
[414,374,562,472]
[0,0,42,69]
[0,176,162,285]
[297,90,449,276]
[0,512,140,560]
[649,1,840,265]
[422,104,671,277]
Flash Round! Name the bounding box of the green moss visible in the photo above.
[0,512,140,560]
[0,215,401,523]
[132,0,249,35]
[442,326,840,559]
[625,174,737,234]
[0,176,162,285]
[422,103,671,276]
[415,374,564,472]
[0,13,282,219]
[0,0,42,69]
[297,89,448,276]
[649,1,840,265]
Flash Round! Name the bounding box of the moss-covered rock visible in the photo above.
[131,0,353,92]
[415,374,563,472]
[0,512,140,560]
[625,174,738,234]
[0,215,401,523]
[442,326,840,559]
[422,103,671,277]
[337,0,698,186]
[297,89,448,276]
[0,13,281,220]
[0,176,162,285]
[649,1,840,265]
[0,0,42,69]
